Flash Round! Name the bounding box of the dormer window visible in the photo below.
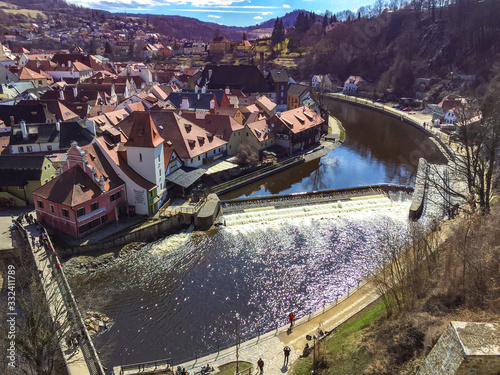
[197,136,205,146]
[188,139,196,149]
[184,123,192,133]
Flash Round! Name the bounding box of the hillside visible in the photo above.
[291,1,500,99]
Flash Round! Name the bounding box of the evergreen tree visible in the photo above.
[128,42,135,60]
[322,14,328,28]
[271,18,285,45]
[104,41,113,56]
[242,32,247,41]
[358,11,361,20]
[88,38,96,55]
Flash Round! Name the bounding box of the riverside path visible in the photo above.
[11,211,105,375]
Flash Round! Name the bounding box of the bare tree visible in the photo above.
[0,253,69,375]
[235,143,259,167]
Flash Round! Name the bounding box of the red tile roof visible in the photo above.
[124,112,164,148]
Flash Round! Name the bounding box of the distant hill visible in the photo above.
[248,10,315,30]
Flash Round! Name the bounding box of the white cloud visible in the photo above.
[283,4,290,8]
[170,8,271,13]
[207,14,221,18]
[262,11,272,15]
[66,0,247,8]
[253,16,263,19]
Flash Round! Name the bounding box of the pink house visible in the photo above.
[33,143,126,238]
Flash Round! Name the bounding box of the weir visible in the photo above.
[221,185,414,225]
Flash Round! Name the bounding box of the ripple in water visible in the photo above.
[71,201,411,368]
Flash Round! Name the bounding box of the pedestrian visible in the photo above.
[283,346,291,366]
[257,358,264,374]
[288,312,295,328]
[31,234,36,246]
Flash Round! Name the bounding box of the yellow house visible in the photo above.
[0,155,56,206]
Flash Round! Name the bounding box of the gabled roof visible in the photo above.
[18,67,45,80]
[0,154,47,170]
[33,164,102,207]
[116,111,227,160]
[247,119,275,142]
[198,65,272,94]
[267,69,289,83]
[94,137,156,191]
[124,112,164,148]
[45,101,79,121]
[180,113,244,142]
[166,91,225,111]
[255,95,276,114]
[0,102,47,124]
[272,107,324,134]
[287,83,310,98]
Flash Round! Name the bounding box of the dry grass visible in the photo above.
[2,8,47,19]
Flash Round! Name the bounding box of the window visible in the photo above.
[18,146,24,153]
[37,200,44,209]
[50,204,55,213]
[110,191,122,202]
[198,156,200,160]
[47,145,52,151]
[62,209,69,218]
[44,165,47,170]
[139,153,143,162]
[27,146,32,152]
[76,207,86,217]
[44,179,48,184]
[91,202,99,211]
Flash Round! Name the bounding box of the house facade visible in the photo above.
[32,144,126,238]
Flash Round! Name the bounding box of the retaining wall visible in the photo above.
[57,214,189,257]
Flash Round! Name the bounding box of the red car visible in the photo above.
[402,107,412,111]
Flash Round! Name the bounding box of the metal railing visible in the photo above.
[118,358,173,374]
[208,155,304,195]
[15,221,106,375]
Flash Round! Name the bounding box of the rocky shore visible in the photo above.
[62,241,147,277]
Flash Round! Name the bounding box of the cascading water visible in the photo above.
[69,195,412,369]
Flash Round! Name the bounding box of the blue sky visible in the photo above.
[66,0,375,27]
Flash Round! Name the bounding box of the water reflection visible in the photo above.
[221,99,447,200]
[70,203,411,368]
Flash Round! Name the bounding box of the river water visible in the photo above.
[68,100,447,369]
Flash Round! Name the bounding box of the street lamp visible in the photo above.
[235,313,240,375]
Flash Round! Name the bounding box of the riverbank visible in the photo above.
[325,93,455,161]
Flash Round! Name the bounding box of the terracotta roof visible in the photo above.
[124,112,164,148]
[33,164,103,207]
[180,113,244,142]
[255,95,276,114]
[247,119,275,142]
[18,67,45,80]
[45,101,79,121]
[345,75,366,85]
[116,111,226,160]
[94,137,156,190]
[273,107,324,134]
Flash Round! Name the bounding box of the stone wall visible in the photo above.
[57,214,189,257]
[417,322,500,375]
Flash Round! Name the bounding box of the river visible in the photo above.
[68,99,447,369]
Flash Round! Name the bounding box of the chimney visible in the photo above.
[68,60,71,67]
[56,121,60,132]
[208,69,213,80]
[202,86,206,93]
[9,116,14,125]
[36,61,40,68]
[59,90,65,101]
[181,96,189,110]
[195,85,199,93]
[102,71,105,79]
[20,120,27,139]
[100,104,104,114]
[225,86,230,95]
[99,177,105,192]
[73,86,78,98]
[259,52,264,73]
[210,99,215,114]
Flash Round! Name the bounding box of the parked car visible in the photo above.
[402,107,412,111]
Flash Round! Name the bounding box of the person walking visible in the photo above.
[283,346,291,366]
[257,358,264,374]
[288,313,295,328]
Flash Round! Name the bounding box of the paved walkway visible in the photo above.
[14,218,103,375]
[171,280,380,375]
